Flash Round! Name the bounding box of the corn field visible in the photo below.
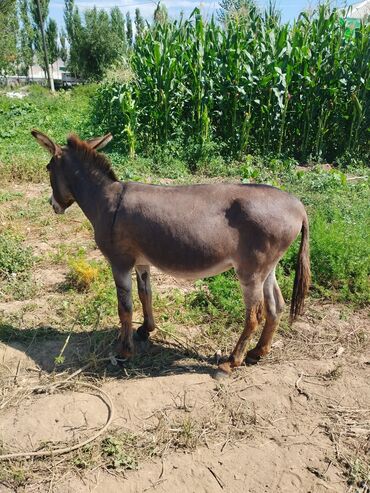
[92,4,370,164]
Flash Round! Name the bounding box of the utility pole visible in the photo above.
[35,0,55,92]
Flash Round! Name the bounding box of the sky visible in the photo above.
[49,0,359,28]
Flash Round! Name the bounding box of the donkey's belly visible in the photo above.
[135,255,233,280]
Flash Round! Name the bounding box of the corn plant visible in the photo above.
[91,3,369,166]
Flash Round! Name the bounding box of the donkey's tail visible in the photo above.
[290,213,311,322]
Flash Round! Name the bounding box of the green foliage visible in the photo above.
[0,232,33,277]
[135,7,145,38]
[63,1,129,79]
[188,271,243,327]
[92,4,369,165]
[110,6,127,54]
[18,0,34,75]
[0,85,93,181]
[281,178,369,304]
[59,28,68,63]
[64,0,83,75]
[101,435,138,470]
[29,0,48,28]
[46,18,58,66]
[126,11,133,47]
[0,0,18,74]
[29,0,50,71]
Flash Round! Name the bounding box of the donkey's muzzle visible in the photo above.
[50,194,65,214]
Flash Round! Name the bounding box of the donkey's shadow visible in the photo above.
[0,323,214,379]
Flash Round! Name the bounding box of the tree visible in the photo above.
[29,0,54,90]
[29,0,48,38]
[154,2,168,25]
[46,18,58,74]
[126,11,133,47]
[0,0,18,74]
[19,0,34,76]
[218,0,259,24]
[0,0,15,14]
[59,28,68,64]
[64,0,82,76]
[135,7,145,37]
[110,6,126,53]
[76,7,126,80]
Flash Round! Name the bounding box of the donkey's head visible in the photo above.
[31,130,112,214]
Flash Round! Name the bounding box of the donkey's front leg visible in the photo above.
[135,265,155,341]
[112,263,134,358]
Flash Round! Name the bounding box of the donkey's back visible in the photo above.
[111,182,306,280]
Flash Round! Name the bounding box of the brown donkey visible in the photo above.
[31,130,311,378]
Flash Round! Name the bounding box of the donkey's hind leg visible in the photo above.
[246,268,285,364]
[135,265,156,341]
[112,262,135,359]
[217,276,263,378]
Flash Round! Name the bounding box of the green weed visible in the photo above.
[101,435,138,470]
[65,259,100,292]
[0,191,23,203]
[0,232,33,277]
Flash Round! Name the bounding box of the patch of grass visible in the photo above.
[49,244,91,265]
[283,179,370,305]
[101,434,138,470]
[0,86,93,182]
[187,273,243,328]
[0,191,23,203]
[171,416,200,450]
[0,464,28,489]
[77,286,118,326]
[68,259,118,327]
[0,232,36,301]
[345,458,370,488]
[0,232,33,277]
[1,275,37,301]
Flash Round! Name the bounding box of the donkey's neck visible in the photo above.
[65,161,120,227]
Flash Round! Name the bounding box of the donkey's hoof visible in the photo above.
[135,325,150,341]
[213,361,232,380]
[213,369,231,381]
[135,338,150,353]
[245,354,261,365]
[115,341,134,360]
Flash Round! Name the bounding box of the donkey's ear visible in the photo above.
[31,129,60,155]
[85,133,113,150]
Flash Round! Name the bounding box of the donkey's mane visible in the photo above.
[67,134,118,182]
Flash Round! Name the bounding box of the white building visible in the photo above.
[27,57,65,80]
